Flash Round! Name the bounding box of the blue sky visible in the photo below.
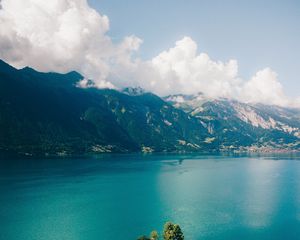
[88,0,300,97]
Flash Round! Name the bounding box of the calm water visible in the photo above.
[1,154,300,240]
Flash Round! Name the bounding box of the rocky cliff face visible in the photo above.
[165,93,300,152]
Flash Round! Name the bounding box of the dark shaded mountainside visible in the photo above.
[0,60,210,156]
[0,59,300,156]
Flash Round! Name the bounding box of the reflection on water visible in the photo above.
[1,154,300,240]
[241,160,282,228]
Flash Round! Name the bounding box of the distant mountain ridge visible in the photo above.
[164,92,300,152]
[0,59,300,156]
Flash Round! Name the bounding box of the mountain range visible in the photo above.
[1,59,300,156]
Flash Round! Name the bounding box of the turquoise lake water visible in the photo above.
[1,154,300,240]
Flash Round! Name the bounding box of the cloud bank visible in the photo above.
[0,0,142,88]
[0,0,298,107]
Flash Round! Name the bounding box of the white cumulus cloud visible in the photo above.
[0,0,141,88]
[240,68,290,106]
[150,36,241,97]
[146,37,296,107]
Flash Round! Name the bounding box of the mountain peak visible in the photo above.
[65,70,83,80]
[164,92,205,104]
[0,59,18,74]
[122,87,146,96]
[20,66,83,80]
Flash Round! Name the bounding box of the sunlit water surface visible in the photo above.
[1,154,300,240]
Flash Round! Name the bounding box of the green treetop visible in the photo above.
[163,222,184,240]
[137,221,184,240]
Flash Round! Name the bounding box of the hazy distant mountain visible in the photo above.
[1,59,300,156]
[165,93,300,152]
